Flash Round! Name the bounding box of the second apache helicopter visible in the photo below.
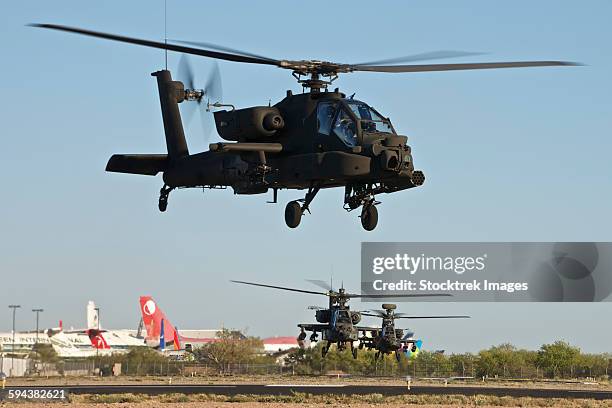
[360,303,469,362]
[231,280,465,359]
[32,24,577,230]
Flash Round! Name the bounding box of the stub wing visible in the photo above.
[355,325,383,334]
[297,323,328,332]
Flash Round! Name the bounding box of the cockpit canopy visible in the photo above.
[336,310,352,323]
[317,99,395,147]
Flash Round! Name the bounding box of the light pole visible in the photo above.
[95,307,100,374]
[32,309,43,345]
[9,305,21,376]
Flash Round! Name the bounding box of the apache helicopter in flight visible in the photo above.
[359,303,469,362]
[231,279,457,358]
[32,24,577,230]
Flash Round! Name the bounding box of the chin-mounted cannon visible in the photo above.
[365,135,426,187]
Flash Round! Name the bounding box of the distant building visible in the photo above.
[262,336,300,353]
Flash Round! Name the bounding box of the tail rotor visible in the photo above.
[177,55,223,143]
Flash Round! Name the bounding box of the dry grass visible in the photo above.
[8,374,612,391]
[60,392,612,407]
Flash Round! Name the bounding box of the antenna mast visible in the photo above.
[164,0,168,70]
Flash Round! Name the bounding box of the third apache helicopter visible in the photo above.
[232,280,468,359]
[31,23,578,230]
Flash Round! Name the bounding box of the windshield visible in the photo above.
[336,310,351,323]
[317,101,337,135]
[346,101,394,133]
[333,109,358,146]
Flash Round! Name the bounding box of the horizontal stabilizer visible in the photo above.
[106,154,168,176]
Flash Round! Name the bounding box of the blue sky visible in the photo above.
[0,1,611,353]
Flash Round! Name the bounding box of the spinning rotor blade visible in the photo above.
[355,50,485,66]
[352,61,579,73]
[362,309,389,317]
[178,54,195,90]
[306,279,334,292]
[231,280,327,296]
[176,56,206,139]
[401,331,416,341]
[176,55,223,140]
[205,61,223,103]
[30,24,577,77]
[30,24,281,66]
[177,55,197,129]
[348,293,452,298]
[393,315,470,319]
[171,39,277,63]
[360,312,386,318]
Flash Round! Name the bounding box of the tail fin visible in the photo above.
[87,301,99,330]
[106,70,187,176]
[159,319,166,350]
[139,296,177,345]
[152,70,189,159]
[173,326,181,351]
[404,339,423,359]
[87,329,110,349]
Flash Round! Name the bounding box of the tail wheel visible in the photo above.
[360,204,378,231]
[285,201,302,228]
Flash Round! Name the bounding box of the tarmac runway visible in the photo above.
[6,384,612,400]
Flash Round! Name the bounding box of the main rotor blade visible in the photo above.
[355,50,485,66]
[306,279,334,292]
[360,312,385,318]
[171,39,277,63]
[231,280,327,296]
[365,309,388,315]
[352,61,579,73]
[30,24,281,66]
[394,315,471,319]
[348,293,452,298]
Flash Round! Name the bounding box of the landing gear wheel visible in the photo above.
[395,350,401,362]
[375,351,380,361]
[360,204,378,231]
[297,332,307,341]
[352,347,358,359]
[285,201,302,228]
[158,185,172,213]
[321,345,328,358]
[158,196,168,212]
[310,333,318,342]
